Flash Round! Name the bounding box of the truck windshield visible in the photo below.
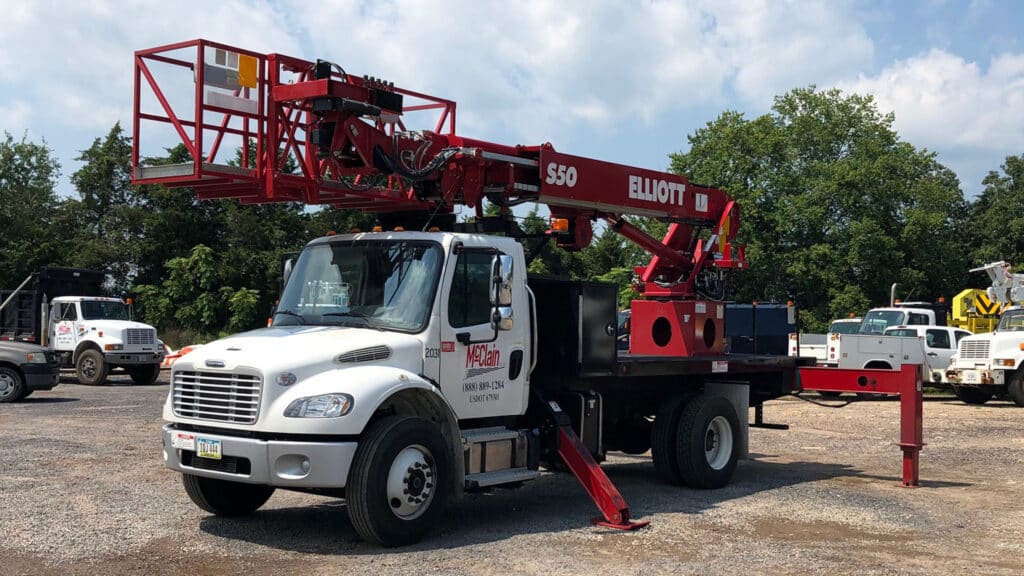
[274,240,443,333]
[996,309,1024,332]
[829,320,861,334]
[80,301,129,320]
[857,310,905,334]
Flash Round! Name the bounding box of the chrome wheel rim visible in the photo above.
[386,444,436,520]
[704,415,733,470]
[0,371,15,399]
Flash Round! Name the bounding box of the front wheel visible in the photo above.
[127,364,161,386]
[1007,372,1024,407]
[953,385,992,405]
[182,474,275,516]
[75,349,109,385]
[0,366,25,403]
[346,415,450,547]
[674,396,740,489]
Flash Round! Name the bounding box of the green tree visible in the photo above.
[0,132,62,287]
[966,155,1024,266]
[670,87,968,330]
[134,244,262,336]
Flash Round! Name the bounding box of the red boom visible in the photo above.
[132,39,745,353]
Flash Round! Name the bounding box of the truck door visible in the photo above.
[439,247,528,419]
[50,302,79,351]
[924,328,955,377]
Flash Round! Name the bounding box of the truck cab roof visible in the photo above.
[50,296,125,303]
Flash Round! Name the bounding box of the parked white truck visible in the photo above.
[160,231,814,546]
[944,260,1024,406]
[788,317,861,365]
[0,268,163,385]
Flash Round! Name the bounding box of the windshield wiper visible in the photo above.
[273,309,306,325]
[321,311,377,326]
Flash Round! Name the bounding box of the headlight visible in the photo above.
[284,394,354,418]
[995,358,1015,367]
[104,343,124,351]
[25,352,48,363]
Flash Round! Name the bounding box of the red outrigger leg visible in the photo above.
[798,363,924,487]
[556,425,650,530]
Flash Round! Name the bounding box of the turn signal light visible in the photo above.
[550,218,570,232]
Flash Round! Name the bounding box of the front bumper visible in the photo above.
[945,368,1004,386]
[161,424,357,488]
[106,352,163,365]
[21,363,60,391]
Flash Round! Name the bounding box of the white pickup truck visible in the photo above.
[836,325,972,384]
[788,317,861,365]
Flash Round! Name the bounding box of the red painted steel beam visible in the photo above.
[556,427,649,530]
[799,364,923,486]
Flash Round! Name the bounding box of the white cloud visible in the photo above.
[0,101,31,133]
[0,0,883,193]
[840,49,1024,190]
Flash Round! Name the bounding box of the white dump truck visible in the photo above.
[0,268,163,385]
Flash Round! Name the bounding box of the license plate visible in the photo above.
[196,437,222,460]
[963,371,980,384]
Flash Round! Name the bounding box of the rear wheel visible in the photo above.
[953,385,992,405]
[674,396,740,489]
[1007,372,1024,407]
[346,415,450,547]
[0,366,25,403]
[182,474,275,516]
[651,394,689,485]
[75,349,108,385]
[127,364,161,386]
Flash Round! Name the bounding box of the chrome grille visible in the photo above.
[125,328,155,345]
[172,370,261,424]
[337,345,391,363]
[958,340,990,360]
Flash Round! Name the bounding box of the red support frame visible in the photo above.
[797,364,924,486]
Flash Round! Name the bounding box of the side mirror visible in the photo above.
[282,258,294,287]
[490,255,514,306]
[492,306,513,332]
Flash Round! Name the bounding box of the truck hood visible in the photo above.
[178,325,424,375]
[82,319,157,333]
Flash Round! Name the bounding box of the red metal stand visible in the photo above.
[797,363,924,486]
[556,427,649,530]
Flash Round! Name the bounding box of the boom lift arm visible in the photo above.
[132,40,745,325]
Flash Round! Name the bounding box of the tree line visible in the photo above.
[1,87,1022,343]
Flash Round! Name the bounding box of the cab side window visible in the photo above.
[907,313,930,325]
[448,252,493,328]
[60,303,78,321]
[926,329,950,349]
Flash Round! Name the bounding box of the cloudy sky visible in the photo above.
[1,0,1021,198]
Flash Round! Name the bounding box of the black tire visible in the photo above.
[182,474,275,517]
[346,415,450,547]
[127,364,161,386]
[1007,372,1024,407]
[819,391,842,398]
[75,349,109,385]
[674,396,740,489]
[953,385,992,405]
[651,394,689,485]
[0,366,26,403]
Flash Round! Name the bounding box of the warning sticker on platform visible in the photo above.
[712,361,729,373]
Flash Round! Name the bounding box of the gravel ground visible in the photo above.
[1,372,1022,575]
